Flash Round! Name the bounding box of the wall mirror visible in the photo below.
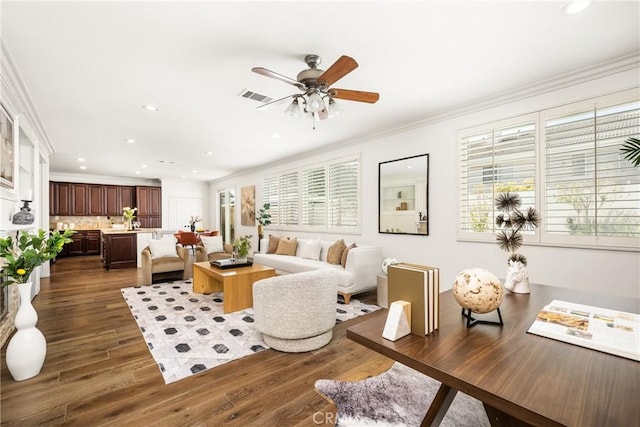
[379,153,429,235]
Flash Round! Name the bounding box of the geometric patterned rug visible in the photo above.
[121,280,381,384]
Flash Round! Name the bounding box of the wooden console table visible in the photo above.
[347,284,640,426]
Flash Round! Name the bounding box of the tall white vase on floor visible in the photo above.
[6,282,47,381]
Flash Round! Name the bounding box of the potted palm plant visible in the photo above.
[0,229,73,380]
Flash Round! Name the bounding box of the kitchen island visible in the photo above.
[100,228,159,269]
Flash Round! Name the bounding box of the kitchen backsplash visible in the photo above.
[51,216,122,230]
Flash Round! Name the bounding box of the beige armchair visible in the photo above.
[195,242,234,263]
[141,245,192,285]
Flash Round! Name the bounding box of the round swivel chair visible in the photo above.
[253,270,338,352]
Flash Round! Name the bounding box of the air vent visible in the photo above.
[238,89,273,104]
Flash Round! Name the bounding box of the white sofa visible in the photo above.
[253,237,382,303]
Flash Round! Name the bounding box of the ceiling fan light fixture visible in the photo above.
[306,91,325,113]
[284,98,301,117]
[327,98,343,118]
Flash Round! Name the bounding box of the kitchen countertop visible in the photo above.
[54,228,161,234]
[100,228,160,234]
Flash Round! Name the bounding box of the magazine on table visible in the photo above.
[527,299,639,362]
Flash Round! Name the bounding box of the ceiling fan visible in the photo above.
[251,54,379,126]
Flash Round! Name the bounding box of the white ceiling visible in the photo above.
[1,1,639,182]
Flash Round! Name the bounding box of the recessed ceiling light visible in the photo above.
[206,151,213,156]
[77,157,85,162]
[272,133,281,139]
[135,171,141,175]
[126,138,136,144]
[562,0,591,15]
[180,175,186,178]
[142,104,159,111]
[141,164,148,168]
[192,170,198,174]
[79,165,87,170]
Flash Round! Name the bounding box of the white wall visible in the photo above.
[209,68,640,299]
[161,178,209,231]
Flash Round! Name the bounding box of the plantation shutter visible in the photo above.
[544,98,640,240]
[327,158,360,230]
[262,176,279,226]
[301,166,326,227]
[278,172,299,226]
[459,117,536,236]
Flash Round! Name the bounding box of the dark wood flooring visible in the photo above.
[1,256,392,426]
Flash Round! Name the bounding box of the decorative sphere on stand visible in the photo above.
[453,268,504,314]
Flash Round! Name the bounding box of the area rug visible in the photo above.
[121,280,380,384]
[315,362,490,427]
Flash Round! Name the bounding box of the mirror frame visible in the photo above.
[378,153,429,236]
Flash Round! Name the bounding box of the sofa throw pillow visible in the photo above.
[267,234,280,254]
[149,237,179,260]
[341,243,357,268]
[327,239,346,265]
[297,238,322,260]
[275,237,298,256]
[200,235,224,254]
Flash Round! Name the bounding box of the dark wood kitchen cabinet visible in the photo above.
[101,232,137,269]
[50,182,72,216]
[105,185,135,216]
[135,186,161,228]
[88,185,104,216]
[50,182,137,218]
[60,230,101,257]
[71,184,88,215]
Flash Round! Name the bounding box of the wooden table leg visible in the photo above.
[420,384,457,427]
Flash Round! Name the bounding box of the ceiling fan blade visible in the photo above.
[317,56,358,87]
[257,94,296,109]
[252,67,305,89]
[329,89,380,104]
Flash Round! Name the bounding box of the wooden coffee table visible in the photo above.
[192,261,276,313]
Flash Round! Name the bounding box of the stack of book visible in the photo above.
[387,263,439,335]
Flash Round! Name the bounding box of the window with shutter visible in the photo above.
[459,88,639,250]
[328,158,360,230]
[542,93,640,247]
[261,155,361,233]
[301,166,326,227]
[459,115,537,239]
[278,172,299,226]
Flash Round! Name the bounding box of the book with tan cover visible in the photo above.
[387,263,439,335]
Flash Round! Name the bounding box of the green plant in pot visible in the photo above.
[232,234,252,261]
[0,229,74,286]
[0,229,73,381]
[256,203,271,237]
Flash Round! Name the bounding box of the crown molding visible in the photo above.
[49,172,160,187]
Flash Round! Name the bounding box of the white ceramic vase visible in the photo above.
[6,282,47,381]
[504,260,531,294]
